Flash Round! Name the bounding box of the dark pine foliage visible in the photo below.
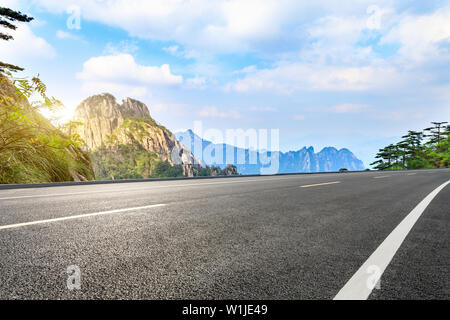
[371,122,449,170]
[0,7,34,72]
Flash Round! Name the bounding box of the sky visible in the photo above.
[1,0,450,167]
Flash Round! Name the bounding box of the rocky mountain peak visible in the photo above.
[72,93,200,176]
[74,94,150,123]
[76,93,121,120]
[121,97,150,118]
[73,94,124,150]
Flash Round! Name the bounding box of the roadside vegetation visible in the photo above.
[0,71,95,183]
[371,122,449,170]
[90,144,183,180]
[91,143,238,180]
[0,7,94,184]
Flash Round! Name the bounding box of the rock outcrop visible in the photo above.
[72,93,199,177]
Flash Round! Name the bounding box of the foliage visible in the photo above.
[0,73,94,183]
[153,160,184,178]
[90,141,239,180]
[371,122,449,170]
[192,164,238,177]
[0,7,33,72]
[90,143,184,180]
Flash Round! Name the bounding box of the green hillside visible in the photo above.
[0,73,94,184]
[371,122,449,170]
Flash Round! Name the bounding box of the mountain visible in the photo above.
[0,74,94,184]
[72,94,237,179]
[176,130,365,175]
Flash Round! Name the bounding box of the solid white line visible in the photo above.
[0,203,166,231]
[334,180,450,300]
[373,175,391,179]
[0,176,317,201]
[0,190,120,200]
[300,181,341,188]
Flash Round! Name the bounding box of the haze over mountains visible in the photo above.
[176,130,365,175]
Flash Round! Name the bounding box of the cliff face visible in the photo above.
[72,93,199,177]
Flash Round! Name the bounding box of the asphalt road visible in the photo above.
[0,169,449,300]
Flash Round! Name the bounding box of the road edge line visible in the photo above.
[333,179,450,300]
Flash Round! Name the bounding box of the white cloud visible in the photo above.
[221,5,450,95]
[226,63,404,93]
[20,1,448,60]
[76,54,182,98]
[104,40,139,55]
[249,106,277,112]
[77,54,182,96]
[331,103,367,113]
[233,65,258,74]
[381,5,450,63]
[163,45,181,56]
[185,76,207,89]
[293,114,305,120]
[56,30,79,40]
[152,102,187,116]
[198,106,241,119]
[29,0,387,55]
[308,15,366,44]
[0,24,55,63]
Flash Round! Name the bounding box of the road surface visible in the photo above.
[0,169,449,299]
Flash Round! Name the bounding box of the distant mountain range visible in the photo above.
[176,130,365,175]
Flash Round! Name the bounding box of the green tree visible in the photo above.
[372,122,449,171]
[399,130,425,169]
[371,144,398,170]
[153,160,184,178]
[424,122,448,148]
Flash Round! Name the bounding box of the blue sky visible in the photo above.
[1,0,450,167]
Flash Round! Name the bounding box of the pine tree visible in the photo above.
[400,130,424,168]
[424,122,448,145]
[0,7,34,73]
[396,141,409,169]
[372,122,449,170]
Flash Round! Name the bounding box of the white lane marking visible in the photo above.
[0,176,326,201]
[300,181,341,188]
[334,180,450,300]
[374,175,391,179]
[0,190,121,200]
[407,173,417,176]
[0,204,166,231]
